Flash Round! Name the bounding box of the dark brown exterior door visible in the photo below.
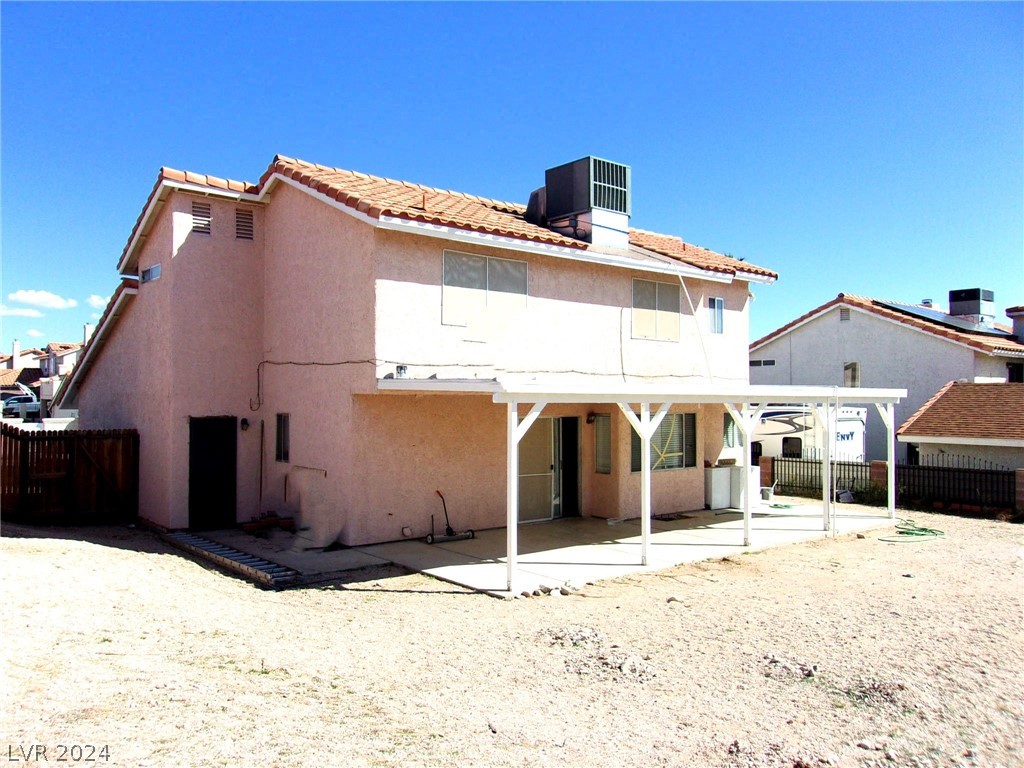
[188,416,237,530]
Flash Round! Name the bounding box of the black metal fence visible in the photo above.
[770,456,1017,512]
[897,464,1014,511]
[774,458,873,496]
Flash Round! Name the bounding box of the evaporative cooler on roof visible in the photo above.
[544,157,631,219]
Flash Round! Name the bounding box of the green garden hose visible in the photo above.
[877,518,945,543]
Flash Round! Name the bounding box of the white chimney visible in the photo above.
[12,339,21,368]
[84,323,95,344]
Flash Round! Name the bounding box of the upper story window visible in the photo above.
[191,201,212,235]
[441,250,527,327]
[141,264,162,283]
[749,359,775,367]
[708,297,724,334]
[632,279,680,341]
[1008,363,1023,383]
[844,361,861,387]
[235,208,254,240]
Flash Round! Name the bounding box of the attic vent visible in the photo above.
[192,201,212,235]
[235,208,254,240]
[839,307,850,322]
[592,158,630,214]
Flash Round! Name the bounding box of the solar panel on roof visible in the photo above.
[877,301,1012,338]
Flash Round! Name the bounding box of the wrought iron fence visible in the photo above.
[774,458,872,497]
[897,464,1014,511]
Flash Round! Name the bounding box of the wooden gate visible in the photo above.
[0,423,139,524]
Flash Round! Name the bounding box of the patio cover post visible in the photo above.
[811,405,832,531]
[874,402,897,519]
[616,401,670,566]
[506,400,547,593]
[724,403,765,547]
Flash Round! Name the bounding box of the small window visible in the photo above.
[235,208,254,240]
[782,436,802,458]
[749,360,762,367]
[723,413,743,448]
[631,412,697,471]
[761,359,775,367]
[141,264,162,283]
[708,297,724,334]
[275,413,290,463]
[844,362,861,387]
[1008,363,1023,383]
[632,279,680,341]
[192,201,212,235]
[593,414,611,474]
[839,307,851,322]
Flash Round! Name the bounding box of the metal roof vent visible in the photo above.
[541,156,631,249]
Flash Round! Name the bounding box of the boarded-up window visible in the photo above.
[632,279,680,341]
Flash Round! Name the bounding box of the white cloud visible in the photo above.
[86,294,109,309]
[7,289,78,310]
[0,305,44,318]
[26,329,45,338]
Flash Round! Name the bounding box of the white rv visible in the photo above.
[752,407,867,463]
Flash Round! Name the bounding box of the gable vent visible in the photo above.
[192,201,212,235]
[235,208,254,240]
[839,307,850,322]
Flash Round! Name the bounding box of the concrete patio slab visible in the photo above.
[198,498,895,596]
[357,499,896,598]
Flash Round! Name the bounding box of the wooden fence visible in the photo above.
[1,423,139,524]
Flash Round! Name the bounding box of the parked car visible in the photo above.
[3,395,41,418]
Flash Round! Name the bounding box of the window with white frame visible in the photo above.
[141,264,162,283]
[632,279,680,341]
[594,414,611,474]
[630,412,697,471]
[708,296,724,334]
[844,362,861,387]
[442,250,527,327]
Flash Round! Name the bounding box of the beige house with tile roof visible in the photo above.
[750,293,1024,462]
[897,381,1024,469]
[56,154,799,543]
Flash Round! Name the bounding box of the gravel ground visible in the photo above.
[1,512,1021,768]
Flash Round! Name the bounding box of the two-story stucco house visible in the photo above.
[749,293,1024,462]
[56,154,795,549]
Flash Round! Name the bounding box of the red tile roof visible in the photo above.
[751,293,1024,358]
[45,342,83,355]
[897,381,1024,442]
[119,155,777,281]
[0,368,42,389]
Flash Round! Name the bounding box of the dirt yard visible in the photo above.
[1,512,1021,768]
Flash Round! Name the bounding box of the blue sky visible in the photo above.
[2,2,1021,353]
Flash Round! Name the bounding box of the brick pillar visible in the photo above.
[759,455,774,489]
[870,460,888,491]
[1016,469,1024,513]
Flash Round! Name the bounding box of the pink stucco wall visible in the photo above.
[74,175,756,540]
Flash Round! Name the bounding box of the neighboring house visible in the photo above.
[39,342,85,378]
[55,154,783,542]
[897,381,1024,470]
[3,342,44,370]
[750,292,1024,462]
[0,368,42,402]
